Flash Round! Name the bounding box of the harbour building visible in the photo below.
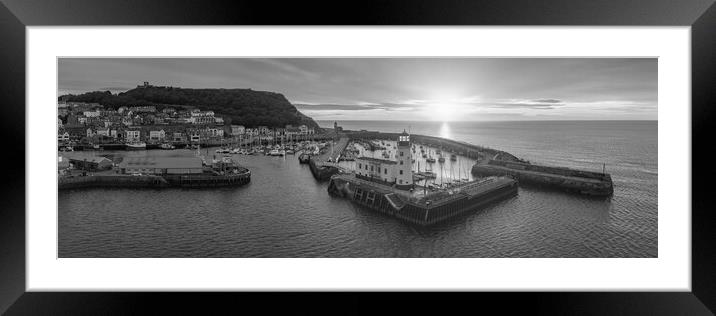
[118,157,204,175]
[354,130,414,190]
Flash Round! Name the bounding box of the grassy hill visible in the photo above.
[59,86,321,129]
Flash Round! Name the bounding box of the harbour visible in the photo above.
[59,120,657,257]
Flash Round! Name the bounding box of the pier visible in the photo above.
[58,170,251,190]
[308,136,350,180]
[471,159,613,196]
[328,174,518,226]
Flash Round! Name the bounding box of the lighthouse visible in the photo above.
[395,129,414,190]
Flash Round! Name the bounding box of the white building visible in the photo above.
[231,125,245,136]
[125,130,141,142]
[149,130,166,141]
[58,131,70,142]
[354,130,414,190]
[355,157,398,184]
[96,128,110,137]
[206,128,223,137]
[83,110,101,118]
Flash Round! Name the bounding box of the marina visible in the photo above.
[58,120,657,258]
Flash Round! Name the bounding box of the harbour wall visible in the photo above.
[58,172,250,190]
[342,130,524,162]
[327,175,518,226]
[471,160,613,196]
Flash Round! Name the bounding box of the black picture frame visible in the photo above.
[1,0,714,314]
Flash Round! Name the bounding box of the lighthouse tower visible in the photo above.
[395,129,414,190]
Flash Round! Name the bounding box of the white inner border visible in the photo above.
[27,27,690,291]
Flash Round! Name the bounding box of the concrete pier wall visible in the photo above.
[58,172,250,190]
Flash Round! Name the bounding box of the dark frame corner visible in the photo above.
[1,0,714,314]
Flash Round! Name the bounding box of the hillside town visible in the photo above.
[57,101,317,150]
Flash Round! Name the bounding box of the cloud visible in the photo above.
[485,99,567,110]
[531,99,562,104]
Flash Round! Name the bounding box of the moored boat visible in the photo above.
[126,142,147,150]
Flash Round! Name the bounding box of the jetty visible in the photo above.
[58,156,251,190]
[329,174,517,225]
[308,137,350,180]
[471,159,613,196]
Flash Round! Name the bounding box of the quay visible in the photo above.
[308,137,350,180]
[471,159,613,196]
[58,156,251,190]
[58,172,250,190]
[59,134,337,152]
[326,131,518,225]
[328,174,518,226]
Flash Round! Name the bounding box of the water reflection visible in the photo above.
[439,122,451,139]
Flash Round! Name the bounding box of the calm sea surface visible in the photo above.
[59,120,657,257]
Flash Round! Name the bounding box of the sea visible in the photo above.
[58,120,657,258]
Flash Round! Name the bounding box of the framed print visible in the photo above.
[1,0,715,314]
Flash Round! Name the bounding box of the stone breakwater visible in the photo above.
[471,159,613,196]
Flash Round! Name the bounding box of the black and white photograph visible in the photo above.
[56,58,657,258]
[4,0,716,313]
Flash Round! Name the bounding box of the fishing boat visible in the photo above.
[126,141,146,150]
[268,149,280,156]
[160,143,175,150]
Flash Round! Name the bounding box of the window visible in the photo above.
[400,152,404,157]
[384,168,387,174]
[400,161,403,165]
[399,170,403,175]
[399,179,402,184]
[358,163,361,169]
[371,166,373,171]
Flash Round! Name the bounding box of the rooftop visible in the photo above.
[118,157,203,169]
[68,156,112,164]
[355,156,397,165]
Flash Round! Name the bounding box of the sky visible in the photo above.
[58,58,657,121]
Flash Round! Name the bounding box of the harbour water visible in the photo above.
[58,120,657,257]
